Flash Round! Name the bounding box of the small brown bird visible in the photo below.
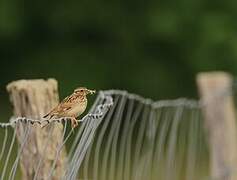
[43,87,96,128]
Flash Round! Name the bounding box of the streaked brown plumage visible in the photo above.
[43,87,96,128]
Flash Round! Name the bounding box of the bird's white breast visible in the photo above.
[67,100,87,117]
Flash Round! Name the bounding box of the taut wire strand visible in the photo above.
[1,128,16,180]
[0,127,8,161]
[47,121,69,179]
[9,123,31,180]
[33,125,54,180]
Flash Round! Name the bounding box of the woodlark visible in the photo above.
[43,87,96,128]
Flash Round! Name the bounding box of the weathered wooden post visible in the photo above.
[7,79,67,179]
[197,72,237,180]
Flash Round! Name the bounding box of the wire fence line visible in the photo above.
[0,91,113,180]
[0,82,234,129]
[73,90,209,180]
[0,87,235,180]
[0,91,113,129]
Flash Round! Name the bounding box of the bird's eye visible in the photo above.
[80,90,83,92]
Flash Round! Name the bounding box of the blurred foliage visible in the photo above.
[1,0,237,119]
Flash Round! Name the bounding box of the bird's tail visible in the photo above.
[43,113,50,118]
[43,108,56,119]
[41,112,54,128]
[43,111,54,119]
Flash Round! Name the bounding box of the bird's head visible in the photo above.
[74,87,96,96]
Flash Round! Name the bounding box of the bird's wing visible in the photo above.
[43,95,75,118]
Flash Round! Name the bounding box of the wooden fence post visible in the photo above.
[197,72,237,180]
[7,79,67,179]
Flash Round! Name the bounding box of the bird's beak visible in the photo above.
[87,89,96,95]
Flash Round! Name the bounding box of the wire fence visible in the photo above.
[0,86,236,180]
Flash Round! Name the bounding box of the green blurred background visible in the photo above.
[1,0,237,119]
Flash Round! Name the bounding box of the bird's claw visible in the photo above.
[70,117,78,129]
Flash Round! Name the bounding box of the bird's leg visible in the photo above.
[70,117,78,129]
